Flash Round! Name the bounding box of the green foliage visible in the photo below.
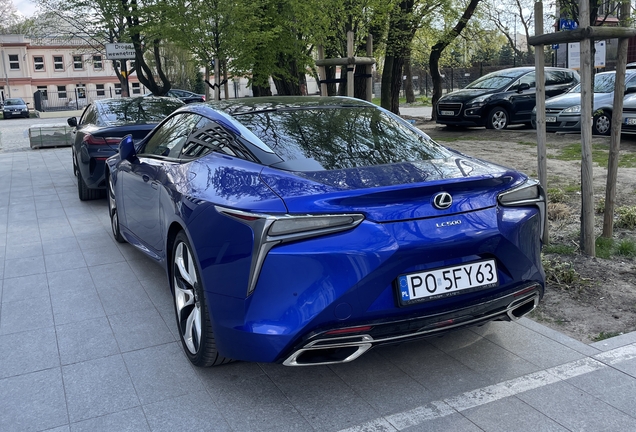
[596,197,605,214]
[547,188,567,203]
[542,256,580,288]
[591,331,622,342]
[616,239,636,257]
[616,206,636,229]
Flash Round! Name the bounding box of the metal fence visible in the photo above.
[32,88,130,112]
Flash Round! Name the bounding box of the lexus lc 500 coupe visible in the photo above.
[106,97,546,367]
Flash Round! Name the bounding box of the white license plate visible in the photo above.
[546,116,557,123]
[626,118,636,126]
[441,110,455,116]
[397,260,498,305]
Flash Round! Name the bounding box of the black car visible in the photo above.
[68,97,184,200]
[436,67,579,130]
[2,98,30,119]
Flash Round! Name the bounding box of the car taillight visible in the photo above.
[216,206,365,296]
[82,134,123,146]
[201,95,206,101]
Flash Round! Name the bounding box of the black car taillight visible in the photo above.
[82,134,122,146]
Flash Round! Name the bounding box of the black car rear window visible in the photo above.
[99,98,184,125]
[234,107,451,171]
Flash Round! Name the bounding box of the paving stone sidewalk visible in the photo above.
[1,117,636,432]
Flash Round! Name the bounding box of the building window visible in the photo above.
[132,83,141,94]
[96,84,105,96]
[53,56,64,70]
[8,54,19,70]
[73,55,83,70]
[33,56,44,71]
[37,86,48,100]
[57,85,67,99]
[76,85,86,99]
[93,55,102,70]
[114,83,122,95]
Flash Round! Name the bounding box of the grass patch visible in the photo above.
[616,239,636,257]
[591,331,622,342]
[595,236,614,259]
[517,141,537,146]
[549,143,636,168]
[593,236,636,259]
[563,183,580,193]
[543,244,577,255]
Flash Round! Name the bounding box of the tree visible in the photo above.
[430,0,482,121]
[0,0,19,32]
[381,0,441,114]
[484,0,534,63]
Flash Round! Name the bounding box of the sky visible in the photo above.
[13,0,37,17]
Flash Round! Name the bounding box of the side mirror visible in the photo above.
[67,117,77,127]
[119,135,136,161]
[26,102,30,105]
[517,82,531,93]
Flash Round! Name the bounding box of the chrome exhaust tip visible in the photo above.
[283,335,373,366]
[506,292,540,321]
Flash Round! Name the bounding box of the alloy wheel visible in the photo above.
[491,110,507,130]
[173,241,202,355]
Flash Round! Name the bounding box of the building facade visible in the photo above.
[1,34,146,111]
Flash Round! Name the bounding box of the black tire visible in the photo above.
[172,232,231,367]
[77,171,101,201]
[485,107,509,130]
[107,175,125,243]
[593,111,612,136]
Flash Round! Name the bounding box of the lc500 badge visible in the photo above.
[398,259,498,304]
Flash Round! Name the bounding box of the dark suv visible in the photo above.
[436,67,579,130]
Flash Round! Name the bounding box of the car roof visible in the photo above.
[195,96,373,116]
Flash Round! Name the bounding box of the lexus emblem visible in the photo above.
[433,192,453,210]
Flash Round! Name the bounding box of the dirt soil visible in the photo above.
[412,118,636,344]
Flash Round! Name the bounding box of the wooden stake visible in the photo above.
[603,2,631,238]
[366,35,373,102]
[579,0,595,256]
[534,1,548,244]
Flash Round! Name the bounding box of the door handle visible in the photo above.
[151,182,159,190]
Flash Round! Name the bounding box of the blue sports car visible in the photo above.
[106,97,546,367]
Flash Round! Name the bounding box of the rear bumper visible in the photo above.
[201,205,545,365]
[283,283,542,366]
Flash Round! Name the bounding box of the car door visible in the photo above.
[120,112,201,252]
[507,72,536,122]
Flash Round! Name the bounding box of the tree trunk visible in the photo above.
[381,55,394,111]
[404,58,415,103]
[429,0,482,121]
[354,63,367,100]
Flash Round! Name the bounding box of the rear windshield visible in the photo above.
[99,98,184,125]
[234,106,451,171]
[465,70,524,90]
[570,73,618,93]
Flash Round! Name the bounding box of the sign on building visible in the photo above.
[567,41,606,69]
[105,43,136,60]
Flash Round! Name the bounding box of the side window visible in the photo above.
[626,75,636,92]
[180,117,254,161]
[546,70,572,86]
[141,113,200,158]
[509,72,536,91]
[78,105,95,125]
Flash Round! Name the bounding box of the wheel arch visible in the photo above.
[166,221,187,287]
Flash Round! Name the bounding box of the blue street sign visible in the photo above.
[552,44,560,50]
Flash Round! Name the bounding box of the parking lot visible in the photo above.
[2,116,636,431]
